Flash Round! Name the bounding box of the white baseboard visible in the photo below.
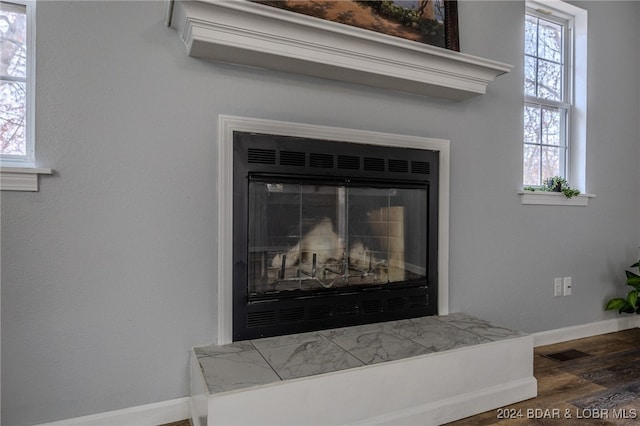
[34,397,190,426]
[532,316,640,347]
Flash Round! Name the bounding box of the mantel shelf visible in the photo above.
[166,0,513,100]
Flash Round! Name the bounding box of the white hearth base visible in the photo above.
[190,323,536,425]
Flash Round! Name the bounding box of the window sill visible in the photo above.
[519,190,596,206]
[0,166,52,191]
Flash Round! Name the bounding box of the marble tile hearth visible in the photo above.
[194,313,525,393]
[190,313,537,425]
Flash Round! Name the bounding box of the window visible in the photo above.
[520,1,589,205]
[0,1,48,191]
[523,6,571,186]
[1,0,33,166]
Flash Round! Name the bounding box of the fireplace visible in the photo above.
[233,131,439,340]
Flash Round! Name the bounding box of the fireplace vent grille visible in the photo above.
[310,153,334,168]
[246,294,430,331]
[247,310,276,327]
[280,307,305,323]
[408,295,429,308]
[388,159,409,173]
[245,147,430,177]
[247,148,276,164]
[386,298,406,311]
[412,161,430,174]
[363,157,385,172]
[362,299,384,314]
[280,150,306,166]
[337,155,361,170]
[308,305,332,320]
[336,303,360,317]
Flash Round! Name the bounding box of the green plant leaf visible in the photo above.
[626,270,640,287]
[561,188,580,198]
[605,298,628,311]
[628,290,639,308]
[620,304,636,314]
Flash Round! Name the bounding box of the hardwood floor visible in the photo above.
[159,420,190,426]
[448,328,640,425]
[159,329,640,426]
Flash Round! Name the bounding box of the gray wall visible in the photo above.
[2,1,639,424]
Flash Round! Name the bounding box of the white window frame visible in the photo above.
[0,0,51,191]
[521,0,592,206]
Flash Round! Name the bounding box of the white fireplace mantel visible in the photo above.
[166,0,512,100]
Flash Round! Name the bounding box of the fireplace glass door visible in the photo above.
[248,177,428,298]
[233,131,438,340]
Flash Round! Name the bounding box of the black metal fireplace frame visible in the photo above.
[232,131,439,341]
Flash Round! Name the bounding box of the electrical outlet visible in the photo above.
[563,277,572,296]
[554,278,563,297]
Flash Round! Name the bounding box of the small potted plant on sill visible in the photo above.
[523,176,581,199]
[545,176,564,192]
[605,254,640,314]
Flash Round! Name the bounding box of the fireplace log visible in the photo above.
[368,206,405,282]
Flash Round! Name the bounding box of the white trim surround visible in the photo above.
[519,190,596,206]
[0,167,52,191]
[217,115,450,345]
[167,0,512,100]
